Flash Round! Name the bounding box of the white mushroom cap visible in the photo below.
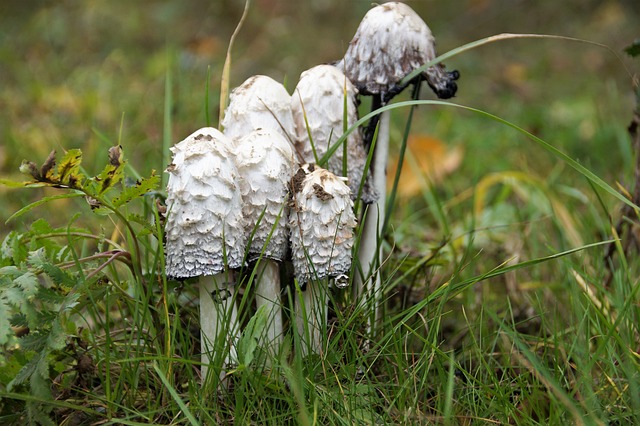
[164,127,246,278]
[289,164,357,285]
[337,2,458,99]
[291,65,378,204]
[221,75,297,142]
[234,128,296,261]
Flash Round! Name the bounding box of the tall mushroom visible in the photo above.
[291,64,377,205]
[336,2,460,328]
[164,127,246,382]
[289,164,357,355]
[221,74,296,144]
[234,128,295,353]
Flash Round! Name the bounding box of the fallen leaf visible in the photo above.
[387,134,463,198]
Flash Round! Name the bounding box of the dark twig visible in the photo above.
[604,86,640,278]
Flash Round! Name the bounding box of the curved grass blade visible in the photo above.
[323,100,638,211]
[153,362,200,426]
[400,33,630,87]
[5,192,85,224]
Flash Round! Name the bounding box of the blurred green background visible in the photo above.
[0,0,638,235]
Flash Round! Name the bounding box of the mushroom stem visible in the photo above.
[356,110,390,331]
[254,260,283,353]
[199,273,240,382]
[295,279,329,357]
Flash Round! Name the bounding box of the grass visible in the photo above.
[1,0,640,424]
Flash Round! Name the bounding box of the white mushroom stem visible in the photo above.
[356,111,390,329]
[254,260,283,349]
[199,273,240,381]
[295,279,329,357]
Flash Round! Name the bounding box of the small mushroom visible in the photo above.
[221,75,296,143]
[164,127,245,382]
[289,164,357,355]
[337,2,461,329]
[234,128,296,352]
[291,64,377,204]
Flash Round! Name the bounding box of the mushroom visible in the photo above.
[164,127,246,382]
[289,164,357,355]
[234,128,296,352]
[336,2,460,327]
[291,64,377,205]
[221,75,296,143]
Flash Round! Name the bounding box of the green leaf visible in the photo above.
[29,218,54,235]
[56,149,83,187]
[8,352,38,391]
[237,305,268,367]
[13,271,39,300]
[94,145,125,194]
[112,173,160,208]
[0,178,30,188]
[5,192,85,224]
[0,299,13,345]
[46,320,68,352]
[624,39,640,57]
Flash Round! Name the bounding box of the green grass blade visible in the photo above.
[400,33,628,86]
[324,100,637,210]
[5,192,85,223]
[153,362,200,426]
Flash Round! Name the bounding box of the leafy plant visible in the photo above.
[0,146,161,423]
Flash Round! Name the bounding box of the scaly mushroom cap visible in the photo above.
[337,2,458,99]
[164,127,246,278]
[221,75,296,142]
[291,65,378,204]
[235,128,296,261]
[289,164,357,285]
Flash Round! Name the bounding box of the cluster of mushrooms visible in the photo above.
[163,2,459,381]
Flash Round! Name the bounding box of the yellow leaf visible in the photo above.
[387,135,463,198]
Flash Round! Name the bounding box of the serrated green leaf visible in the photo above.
[14,271,39,299]
[93,146,125,194]
[0,265,22,278]
[0,300,13,345]
[112,173,160,208]
[4,287,26,307]
[19,333,49,352]
[46,321,67,351]
[7,352,38,391]
[27,399,55,426]
[56,149,83,187]
[624,39,640,57]
[127,213,156,236]
[5,192,85,224]
[41,264,75,289]
[29,219,54,235]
